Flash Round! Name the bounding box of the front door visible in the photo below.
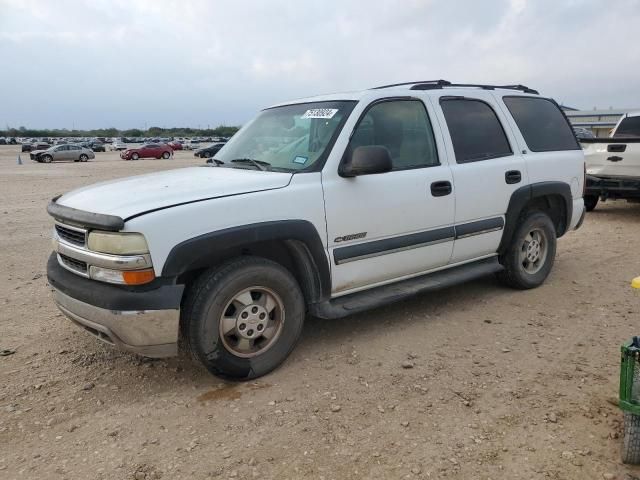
[322,98,455,295]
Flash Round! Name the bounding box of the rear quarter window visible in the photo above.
[503,96,580,152]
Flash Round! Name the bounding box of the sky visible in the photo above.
[1,0,639,130]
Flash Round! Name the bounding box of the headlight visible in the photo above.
[87,231,149,255]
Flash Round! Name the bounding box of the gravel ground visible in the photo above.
[1,144,640,479]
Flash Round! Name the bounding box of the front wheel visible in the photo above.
[41,155,52,163]
[183,257,305,380]
[584,195,598,212]
[623,412,640,464]
[131,153,139,160]
[497,211,557,289]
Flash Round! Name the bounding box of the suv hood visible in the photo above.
[57,167,293,221]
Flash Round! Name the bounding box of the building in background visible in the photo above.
[562,107,640,137]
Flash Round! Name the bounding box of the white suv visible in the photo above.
[47,80,586,379]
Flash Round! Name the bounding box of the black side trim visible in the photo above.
[455,217,504,238]
[499,181,572,253]
[162,220,331,301]
[333,226,455,265]
[47,199,124,231]
[310,257,503,319]
[47,253,183,310]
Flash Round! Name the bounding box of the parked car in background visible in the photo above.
[197,142,227,159]
[6,137,17,144]
[31,144,95,163]
[120,143,173,160]
[22,142,50,152]
[109,141,128,151]
[573,127,595,140]
[183,140,200,150]
[582,111,640,211]
[87,142,106,152]
[168,141,183,151]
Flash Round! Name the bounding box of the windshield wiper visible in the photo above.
[230,158,271,171]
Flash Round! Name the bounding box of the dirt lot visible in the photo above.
[1,144,640,480]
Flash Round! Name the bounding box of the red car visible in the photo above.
[168,141,183,151]
[120,143,173,160]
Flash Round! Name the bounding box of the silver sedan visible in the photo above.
[31,144,96,163]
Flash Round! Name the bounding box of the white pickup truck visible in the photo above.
[582,112,640,210]
[46,80,586,379]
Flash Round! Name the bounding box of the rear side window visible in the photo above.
[440,98,512,163]
[503,96,580,152]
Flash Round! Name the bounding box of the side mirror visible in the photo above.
[341,145,393,177]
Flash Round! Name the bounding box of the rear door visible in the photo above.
[432,92,527,264]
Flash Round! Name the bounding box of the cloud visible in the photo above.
[0,0,639,128]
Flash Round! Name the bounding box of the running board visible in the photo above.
[309,257,503,319]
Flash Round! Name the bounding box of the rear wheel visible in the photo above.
[162,151,171,159]
[497,211,556,289]
[79,154,88,162]
[183,257,305,380]
[584,195,598,212]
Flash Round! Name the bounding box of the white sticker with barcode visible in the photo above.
[301,108,338,119]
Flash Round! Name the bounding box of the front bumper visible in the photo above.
[53,289,179,357]
[48,253,183,358]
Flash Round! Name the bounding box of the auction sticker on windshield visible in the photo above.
[301,109,338,119]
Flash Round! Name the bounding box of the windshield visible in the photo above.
[215,101,356,172]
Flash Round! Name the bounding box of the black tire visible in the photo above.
[131,153,139,160]
[623,412,640,464]
[41,155,52,163]
[497,211,557,290]
[182,257,305,380]
[584,195,598,212]
[79,154,88,162]
[162,151,170,159]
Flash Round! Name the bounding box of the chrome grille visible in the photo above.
[55,223,86,246]
[59,253,88,274]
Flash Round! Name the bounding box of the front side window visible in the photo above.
[440,98,512,163]
[215,101,356,172]
[503,96,580,151]
[347,99,439,169]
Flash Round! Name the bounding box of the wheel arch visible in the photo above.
[499,181,572,254]
[162,220,331,306]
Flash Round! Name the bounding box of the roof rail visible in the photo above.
[371,80,451,90]
[372,80,538,95]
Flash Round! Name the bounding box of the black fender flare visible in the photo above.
[161,220,331,302]
[498,181,573,253]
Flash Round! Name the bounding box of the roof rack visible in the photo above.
[372,80,538,95]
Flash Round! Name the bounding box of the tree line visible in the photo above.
[1,125,240,138]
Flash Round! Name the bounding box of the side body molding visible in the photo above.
[499,181,573,254]
[161,220,331,302]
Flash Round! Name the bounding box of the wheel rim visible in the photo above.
[218,286,285,358]
[519,228,548,274]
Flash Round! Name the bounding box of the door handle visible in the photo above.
[430,180,452,197]
[607,156,623,162]
[505,170,522,184]
[608,144,626,153]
